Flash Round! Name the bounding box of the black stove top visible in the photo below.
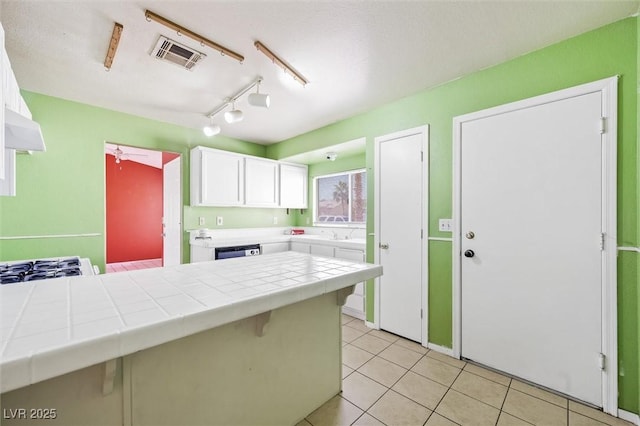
[0,257,83,285]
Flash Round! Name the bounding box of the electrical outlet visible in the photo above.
[216,216,223,226]
[273,217,278,225]
[438,219,452,232]
[199,217,205,226]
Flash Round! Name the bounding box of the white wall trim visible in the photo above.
[0,233,101,240]
[428,237,453,242]
[619,409,640,425]
[452,76,619,415]
[617,246,640,253]
[427,342,455,357]
[373,125,429,344]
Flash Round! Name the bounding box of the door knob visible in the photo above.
[464,249,475,258]
[379,243,389,249]
[465,231,475,239]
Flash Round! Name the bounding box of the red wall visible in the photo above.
[106,156,163,263]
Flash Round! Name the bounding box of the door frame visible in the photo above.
[373,125,429,345]
[452,77,618,414]
[162,155,183,266]
[104,143,183,268]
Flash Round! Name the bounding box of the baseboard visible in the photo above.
[365,321,377,330]
[619,409,639,425]
[427,342,455,357]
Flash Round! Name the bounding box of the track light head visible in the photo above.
[248,93,270,108]
[224,109,244,124]
[203,124,221,137]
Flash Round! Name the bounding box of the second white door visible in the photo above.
[376,126,427,342]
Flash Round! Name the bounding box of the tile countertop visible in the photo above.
[0,252,382,393]
[190,233,366,250]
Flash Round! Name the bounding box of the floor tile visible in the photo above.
[392,370,448,410]
[497,412,533,425]
[352,413,386,426]
[342,314,356,325]
[306,395,363,426]
[378,343,424,369]
[394,337,428,354]
[358,355,407,387]
[426,413,461,426]
[569,411,609,426]
[426,350,466,369]
[342,364,354,379]
[463,363,511,386]
[343,325,366,343]
[345,320,371,333]
[568,401,632,426]
[411,356,462,386]
[502,389,567,425]
[368,390,432,426]
[343,344,375,369]
[511,380,567,408]
[451,370,508,408]
[351,334,392,355]
[367,328,399,343]
[435,389,500,426]
[341,371,387,411]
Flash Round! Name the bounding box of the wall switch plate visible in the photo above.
[216,216,223,226]
[306,217,310,225]
[199,217,205,226]
[439,219,452,232]
[273,217,278,225]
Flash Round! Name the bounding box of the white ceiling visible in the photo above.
[1,1,638,145]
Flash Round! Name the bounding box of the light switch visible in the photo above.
[273,217,278,225]
[438,219,452,232]
[216,216,223,226]
[199,217,205,226]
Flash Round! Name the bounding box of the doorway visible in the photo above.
[105,143,182,272]
[453,77,618,413]
[374,126,428,343]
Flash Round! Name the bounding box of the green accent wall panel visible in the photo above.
[428,240,453,347]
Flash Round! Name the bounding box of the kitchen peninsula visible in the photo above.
[0,252,382,425]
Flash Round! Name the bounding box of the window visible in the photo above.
[314,169,366,226]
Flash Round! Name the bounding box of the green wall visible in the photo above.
[268,18,639,412]
[0,93,295,271]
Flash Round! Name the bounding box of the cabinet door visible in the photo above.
[191,148,245,206]
[261,242,290,255]
[0,24,4,180]
[245,157,279,207]
[310,244,334,258]
[279,163,308,208]
[290,242,311,253]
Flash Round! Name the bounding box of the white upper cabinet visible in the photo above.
[245,157,279,207]
[279,163,308,209]
[191,147,245,206]
[0,24,5,180]
[190,146,308,208]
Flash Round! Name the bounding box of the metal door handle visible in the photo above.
[464,249,475,258]
[379,243,389,249]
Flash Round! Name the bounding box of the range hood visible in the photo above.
[4,107,46,152]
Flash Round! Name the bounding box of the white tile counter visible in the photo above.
[0,251,382,394]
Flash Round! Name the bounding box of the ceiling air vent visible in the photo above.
[150,36,206,70]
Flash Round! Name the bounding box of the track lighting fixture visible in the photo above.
[202,77,268,135]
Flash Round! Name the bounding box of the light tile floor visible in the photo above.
[298,314,633,426]
[105,258,162,273]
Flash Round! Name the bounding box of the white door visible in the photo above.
[375,127,427,342]
[163,157,181,266]
[459,91,606,406]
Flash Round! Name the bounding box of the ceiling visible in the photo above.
[105,143,162,169]
[1,1,638,146]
